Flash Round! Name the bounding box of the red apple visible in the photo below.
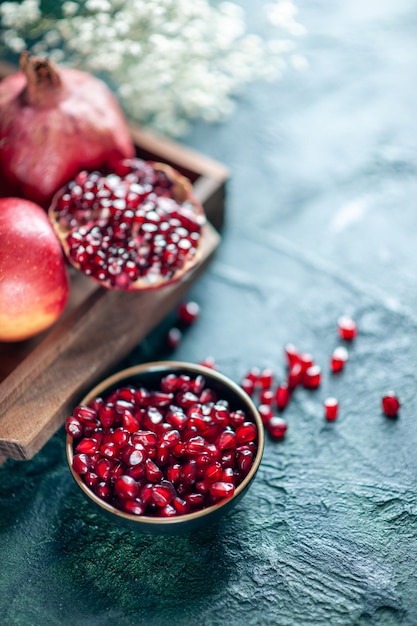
[0,197,70,341]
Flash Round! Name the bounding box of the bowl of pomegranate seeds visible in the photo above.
[65,361,264,534]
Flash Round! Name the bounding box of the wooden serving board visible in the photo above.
[0,60,229,461]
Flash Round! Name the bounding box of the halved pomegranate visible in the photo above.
[48,158,206,290]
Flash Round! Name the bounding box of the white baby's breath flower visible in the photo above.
[0,0,306,136]
[62,2,80,17]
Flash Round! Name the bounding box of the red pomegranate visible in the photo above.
[0,52,135,208]
[48,159,206,291]
[0,197,70,342]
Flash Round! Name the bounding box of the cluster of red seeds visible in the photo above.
[238,314,401,433]
[54,160,203,289]
[67,372,258,518]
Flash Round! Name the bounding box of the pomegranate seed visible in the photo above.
[259,368,274,389]
[338,315,357,341]
[154,444,171,466]
[72,453,90,475]
[199,356,216,369]
[99,442,119,459]
[199,387,217,403]
[195,480,210,494]
[159,504,177,517]
[330,346,349,373]
[131,430,158,447]
[185,436,206,455]
[75,438,99,455]
[284,343,300,368]
[65,416,83,438]
[84,472,99,489]
[112,427,130,447]
[182,459,197,484]
[241,378,255,396]
[216,429,237,450]
[121,444,145,466]
[145,458,164,482]
[123,498,145,516]
[74,405,97,423]
[173,496,190,515]
[178,300,200,324]
[324,397,339,421]
[126,464,145,481]
[299,353,314,372]
[122,410,140,433]
[229,410,246,428]
[114,475,140,499]
[258,404,273,424]
[382,392,400,417]
[95,458,112,481]
[151,482,175,507]
[287,362,303,389]
[167,327,182,349]
[166,463,182,484]
[204,462,223,483]
[266,416,287,440]
[221,467,235,483]
[185,493,205,509]
[236,449,253,476]
[259,389,274,405]
[150,391,174,407]
[220,450,236,468]
[209,481,235,499]
[160,374,179,392]
[95,482,111,500]
[302,365,322,389]
[275,382,290,411]
[235,422,257,445]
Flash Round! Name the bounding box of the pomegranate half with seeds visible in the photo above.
[49,159,206,291]
[66,362,264,534]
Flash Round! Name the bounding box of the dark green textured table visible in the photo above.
[1,1,417,624]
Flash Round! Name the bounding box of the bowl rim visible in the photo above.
[66,360,265,527]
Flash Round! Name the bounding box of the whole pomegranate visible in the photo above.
[0,197,70,342]
[0,52,135,209]
[49,159,206,291]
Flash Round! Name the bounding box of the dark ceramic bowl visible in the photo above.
[66,361,264,534]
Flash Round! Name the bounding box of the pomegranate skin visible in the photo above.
[0,53,135,209]
[0,197,70,342]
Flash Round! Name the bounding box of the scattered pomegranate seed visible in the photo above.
[177,300,200,324]
[241,377,255,397]
[259,389,274,405]
[330,346,349,373]
[284,343,300,368]
[302,365,322,389]
[259,368,274,389]
[246,367,261,385]
[299,353,314,372]
[324,397,339,421]
[265,416,287,440]
[167,327,182,349]
[338,316,357,341]
[69,372,258,518]
[382,392,400,417]
[199,356,216,369]
[258,404,273,424]
[288,362,303,390]
[275,382,290,411]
